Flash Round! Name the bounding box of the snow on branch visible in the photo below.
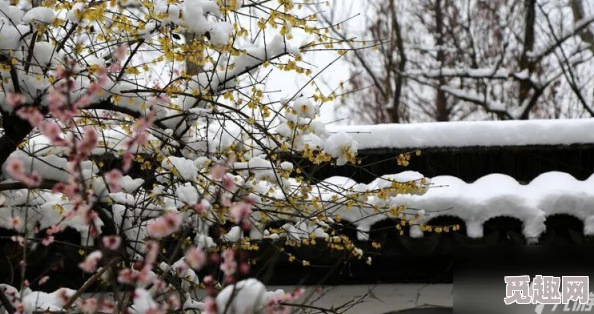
[440,86,511,118]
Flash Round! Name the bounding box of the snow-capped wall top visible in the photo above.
[327,119,594,150]
[249,171,594,243]
[396,171,594,240]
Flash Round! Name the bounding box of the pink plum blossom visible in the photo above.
[230,202,252,224]
[79,250,102,273]
[105,169,123,192]
[41,235,54,246]
[102,235,121,250]
[38,276,50,285]
[184,246,206,270]
[5,158,41,187]
[6,92,26,108]
[220,249,237,277]
[147,212,182,239]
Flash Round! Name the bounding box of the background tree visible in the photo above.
[323,0,594,124]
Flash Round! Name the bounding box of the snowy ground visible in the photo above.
[191,284,453,314]
[268,283,453,314]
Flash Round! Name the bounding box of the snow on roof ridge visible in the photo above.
[248,171,594,243]
[401,171,594,240]
[327,119,594,150]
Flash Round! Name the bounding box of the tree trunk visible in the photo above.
[389,0,407,123]
[434,0,450,121]
[570,0,594,55]
[518,0,536,118]
[184,32,201,77]
[0,115,33,168]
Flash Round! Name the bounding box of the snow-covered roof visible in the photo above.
[397,171,594,241]
[327,119,594,150]
[249,171,594,243]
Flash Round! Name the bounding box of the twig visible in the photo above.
[62,258,121,310]
[0,286,16,314]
